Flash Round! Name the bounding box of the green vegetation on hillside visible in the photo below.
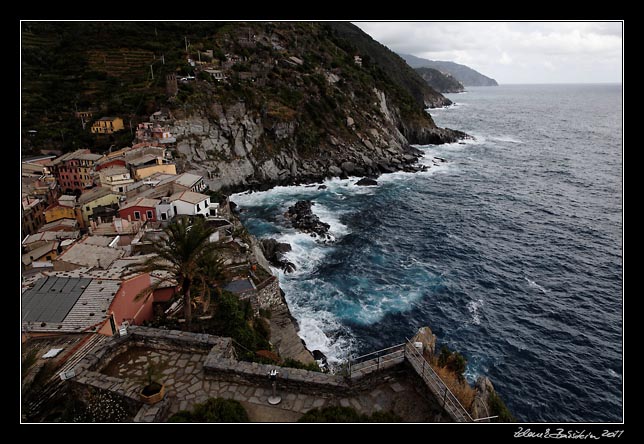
[22,21,446,156]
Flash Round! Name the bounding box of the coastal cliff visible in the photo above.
[22,21,468,190]
[414,67,465,93]
[400,53,499,87]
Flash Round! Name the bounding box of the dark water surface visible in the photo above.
[233,84,623,422]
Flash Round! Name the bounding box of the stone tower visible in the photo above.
[166,73,178,97]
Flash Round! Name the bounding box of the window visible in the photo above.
[134,211,141,220]
[146,210,153,219]
[196,204,200,211]
[118,187,123,192]
[86,206,90,211]
[161,213,167,220]
[46,255,52,261]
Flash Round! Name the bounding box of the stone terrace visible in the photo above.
[70,326,446,422]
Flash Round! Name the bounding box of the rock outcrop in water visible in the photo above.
[284,200,332,241]
[356,177,378,186]
[259,238,296,273]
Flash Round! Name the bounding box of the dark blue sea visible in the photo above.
[232,84,623,422]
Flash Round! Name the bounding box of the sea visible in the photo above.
[232,84,623,422]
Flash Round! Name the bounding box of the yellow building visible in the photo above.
[134,162,177,180]
[91,117,125,134]
[44,195,79,223]
[77,187,121,224]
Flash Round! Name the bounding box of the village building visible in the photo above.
[118,197,160,223]
[21,241,60,270]
[48,149,103,193]
[21,196,47,238]
[77,187,121,226]
[37,218,79,233]
[87,217,144,246]
[53,237,125,271]
[90,116,124,134]
[155,190,213,221]
[95,165,134,193]
[204,69,226,81]
[22,231,79,253]
[21,267,164,337]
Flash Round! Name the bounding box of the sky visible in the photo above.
[353,22,623,84]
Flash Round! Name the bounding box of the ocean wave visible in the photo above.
[467,298,484,325]
[491,135,524,144]
[524,277,548,294]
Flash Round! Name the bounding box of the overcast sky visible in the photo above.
[353,22,622,84]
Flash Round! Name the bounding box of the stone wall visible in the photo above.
[256,276,282,310]
[69,326,236,422]
[67,326,461,422]
[203,351,409,397]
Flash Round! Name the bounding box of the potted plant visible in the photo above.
[139,361,165,405]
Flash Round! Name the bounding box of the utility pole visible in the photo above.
[150,64,154,80]
[185,36,188,52]
[161,54,165,65]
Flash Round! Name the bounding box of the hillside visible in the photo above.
[400,54,498,87]
[414,67,464,93]
[21,22,468,192]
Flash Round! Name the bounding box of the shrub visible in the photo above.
[206,291,270,352]
[488,391,515,422]
[298,406,402,423]
[281,358,321,372]
[298,406,363,423]
[168,398,249,423]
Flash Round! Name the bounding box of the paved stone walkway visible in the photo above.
[101,346,442,422]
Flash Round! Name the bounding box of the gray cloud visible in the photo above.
[353,22,622,84]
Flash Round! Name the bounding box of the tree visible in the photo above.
[134,216,227,326]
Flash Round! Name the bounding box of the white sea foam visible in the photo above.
[608,369,620,379]
[491,135,524,144]
[278,277,355,364]
[525,277,548,294]
[467,298,484,325]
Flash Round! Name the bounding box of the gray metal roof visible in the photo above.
[22,276,91,323]
[22,277,121,333]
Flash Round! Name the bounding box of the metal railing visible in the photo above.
[344,339,474,422]
[403,339,473,422]
[347,343,406,377]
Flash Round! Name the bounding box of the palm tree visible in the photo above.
[134,216,227,327]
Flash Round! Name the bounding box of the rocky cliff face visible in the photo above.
[171,86,467,193]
